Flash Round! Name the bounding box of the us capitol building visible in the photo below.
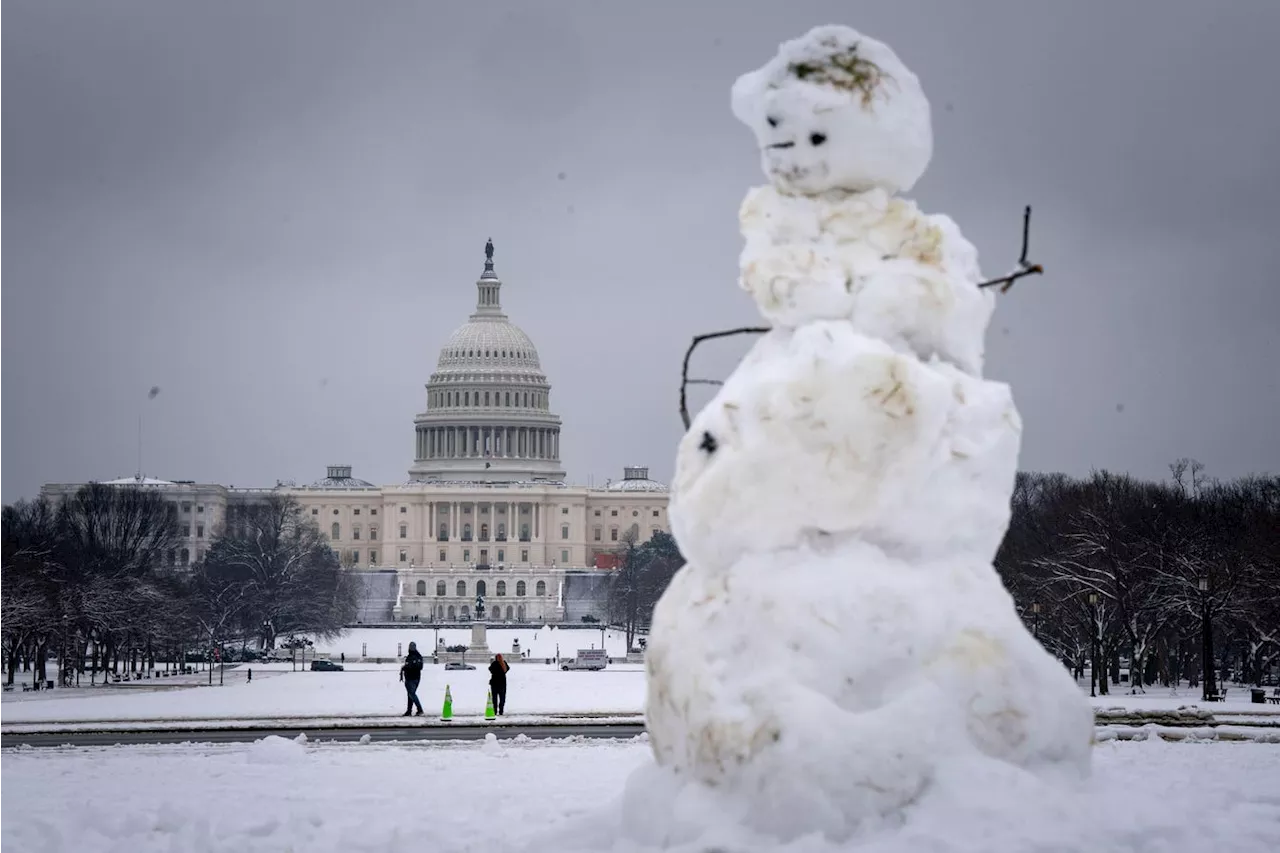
[41,241,670,625]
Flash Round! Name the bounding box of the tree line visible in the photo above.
[1,485,358,688]
[996,460,1279,693]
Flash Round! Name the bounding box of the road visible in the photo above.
[2,722,646,748]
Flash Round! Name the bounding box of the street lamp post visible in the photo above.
[1199,576,1216,702]
[1031,602,1042,642]
[1087,592,1099,697]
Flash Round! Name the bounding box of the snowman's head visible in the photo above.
[732,25,932,196]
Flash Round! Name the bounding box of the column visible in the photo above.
[539,429,546,459]
[429,504,435,540]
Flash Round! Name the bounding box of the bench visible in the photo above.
[2,685,13,692]
[21,684,33,692]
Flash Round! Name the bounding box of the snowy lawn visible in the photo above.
[312,625,632,659]
[0,663,647,727]
[3,736,1278,853]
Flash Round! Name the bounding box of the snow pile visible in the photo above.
[631,24,1094,847]
[246,734,307,765]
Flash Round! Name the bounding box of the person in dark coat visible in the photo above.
[488,653,510,715]
[399,642,425,717]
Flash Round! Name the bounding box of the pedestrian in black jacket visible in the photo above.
[489,653,510,715]
[399,642,425,717]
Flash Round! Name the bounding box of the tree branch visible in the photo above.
[679,325,770,429]
[978,205,1044,293]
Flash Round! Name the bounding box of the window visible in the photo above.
[197,505,204,513]
[479,549,488,564]
[516,581,526,596]
[334,509,339,515]
[505,605,514,620]
[463,523,473,541]
[186,525,192,537]
[633,510,639,517]
[561,524,570,539]
[417,580,427,596]
[497,523,506,541]
[561,549,569,563]
[505,392,511,406]
[370,526,378,540]
[181,548,190,566]
[594,510,601,517]
[611,528,618,541]
[496,580,506,596]
[439,524,449,540]
[461,605,470,618]
[480,523,489,541]
[456,581,466,597]
[400,524,407,539]
[611,510,618,517]
[196,525,204,538]
[520,524,530,541]
[484,392,490,406]
[352,525,361,540]
[447,605,456,620]
[400,506,407,513]
[182,502,191,513]
[521,549,529,562]
[562,507,569,515]
[653,510,660,517]
[354,508,361,516]
[477,580,487,597]
[437,581,446,596]
[370,550,377,564]
[439,549,447,562]
[399,550,407,562]
[593,527,601,542]
[332,523,341,540]
[463,549,471,562]
[536,580,546,597]
[312,509,319,515]
[351,550,359,563]
[497,549,504,562]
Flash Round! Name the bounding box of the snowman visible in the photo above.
[633,25,1095,846]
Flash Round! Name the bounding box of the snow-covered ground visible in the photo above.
[311,625,631,659]
[3,735,1278,853]
[0,663,647,727]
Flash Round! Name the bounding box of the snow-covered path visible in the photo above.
[3,736,1278,853]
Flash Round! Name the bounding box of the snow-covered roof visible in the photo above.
[100,476,178,486]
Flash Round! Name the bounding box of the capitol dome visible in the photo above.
[408,240,565,484]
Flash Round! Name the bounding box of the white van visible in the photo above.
[561,649,608,671]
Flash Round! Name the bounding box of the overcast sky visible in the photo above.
[4,0,1278,501]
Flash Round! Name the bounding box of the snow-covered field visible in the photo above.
[3,735,1278,853]
[0,663,646,727]
[310,625,630,659]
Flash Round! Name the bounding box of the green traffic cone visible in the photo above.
[441,685,453,722]
[485,688,496,721]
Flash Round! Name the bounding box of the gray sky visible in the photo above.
[4,0,1278,502]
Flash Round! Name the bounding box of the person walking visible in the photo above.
[246,668,253,683]
[399,642,425,717]
[489,653,510,716]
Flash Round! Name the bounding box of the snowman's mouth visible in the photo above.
[766,141,795,150]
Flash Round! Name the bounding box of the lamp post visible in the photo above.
[1199,576,1216,701]
[61,615,69,688]
[1087,592,1099,697]
[1031,601,1042,642]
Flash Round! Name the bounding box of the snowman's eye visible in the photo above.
[698,431,719,455]
[809,132,827,146]
[767,116,779,128]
